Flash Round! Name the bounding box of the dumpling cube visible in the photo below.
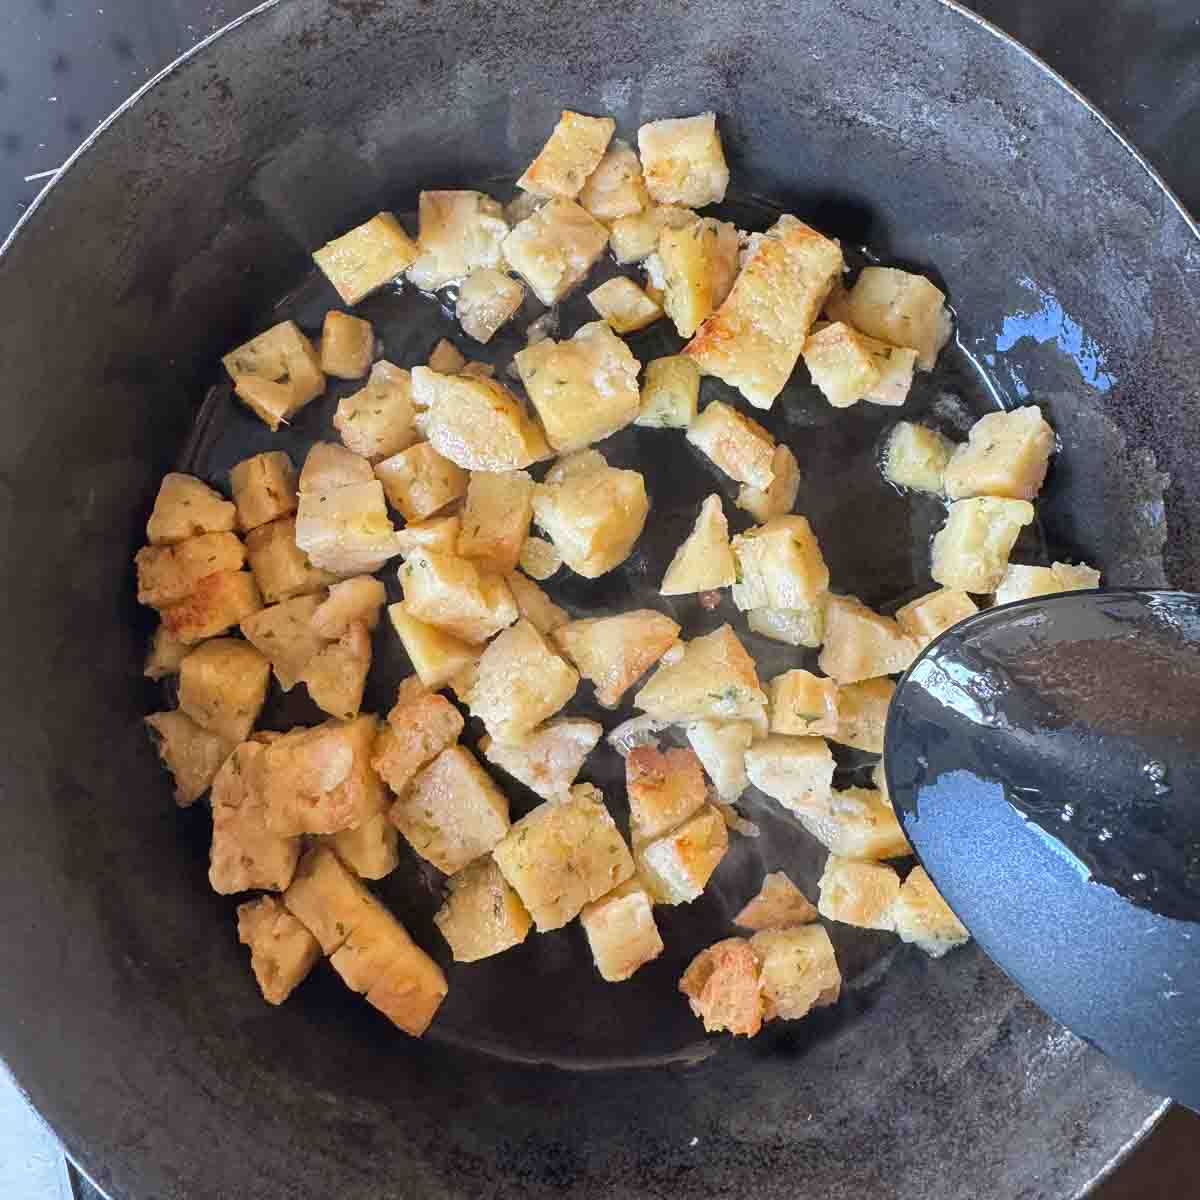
[587,276,663,334]
[407,190,509,291]
[375,441,469,522]
[638,112,729,208]
[610,204,698,265]
[799,786,910,861]
[135,531,246,608]
[505,570,569,635]
[746,601,826,649]
[178,637,271,745]
[299,620,372,721]
[312,212,419,305]
[237,896,321,1005]
[660,494,737,595]
[479,718,602,800]
[817,855,901,931]
[831,677,894,753]
[501,198,609,305]
[737,445,800,523]
[679,937,763,1037]
[687,401,776,489]
[895,587,978,647]
[817,594,918,684]
[456,269,525,344]
[803,321,916,409]
[434,856,533,962]
[295,477,401,575]
[553,610,680,708]
[240,594,328,691]
[230,451,298,531]
[686,720,753,802]
[943,406,1057,501]
[731,515,830,611]
[634,624,766,724]
[517,110,616,200]
[320,310,375,380]
[400,549,518,643]
[750,925,841,1020]
[744,735,835,817]
[637,803,729,904]
[455,471,535,574]
[244,517,336,604]
[159,571,262,644]
[882,422,955,494]
[578,138,649,221]
[144,710,230,806]
[146,473,237,545]
[581,880,664,982]
[734,871,818,931]
[636,355,701,429]
[768,669,839,737]
[223,320,325,430]
[892,866,971,957]
[650,217,739,338]
[931,498,1036,593]
[321,811,401,881]
[626,745,708,845]
[842,266,952,370]
[334,361,418,462]
[994,561,1101,606]
[387,603,481,690]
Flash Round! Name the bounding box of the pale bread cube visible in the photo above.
[768,669,838,736]
[883,421,955,494]
[943,406,1056,501]
[504,570,569,635]
[177,637,270,744]
[312,212,419,305]
[400,549,518,643]
[299,620,372,720]
[744,735,835,817]
[531,449,650,578]
[626,745,708,845]
[311,576,386,638]
[737,445,801,523]
[634,624,767,724]
[587,276,663,333]
[994,560,1101,606]
[390,745,510,875]
[479,718,602,800]
[577,138,649,221]
[553,609,680,708]
[686,720,752,802]
[295,479,401,575]
[427,338,467,375]
[610,204,698,264]
[650,217,739,337]
[660,494,737,595]
[160,571,262,644]
[817,855,901,931]
[375,441,468,522]
[222,321,325,430]
[831,678,894,753]
[731,515,830,611]
[320,310,374,379]
[687,401,776,489]
[283,844,381,955]
[135,531,246,608]
[467,619,579,743]
[580,880,664,982]
[144,710,230,806]
[517,110,615,199]
[298,441,374,493]
[818,594,918,684]
[638,803,728,904]
[518,536,562,581]
[501,198,609,305]
[931,498,1036,593]
[492,783,634,931]
[636,354,700,428]
[229,451,298,531]
[456,269,525,343]
[144,625,189,680]
[146,473,237,545]
[321,811,400,880]
[237,895,321,1005]
[638,112,729,208]
[802,321,916,408]
[679,937,763,1037]
[746,601,826,649]
[434,856,533,962]
[407,190,509,291]
[895,587,978,647]
[843,266,953,371]
[395,515,462,558]
[371,676,464,795]
[456,471,535,573]
[514,321,641,454]
[334,361,418,462]
[685,216,844,409]
[799,786,910,861]
[244,517,336,604]
[240,594,327,691]
[387,603,481,690]
[751,925,841,1020]
[891,866,971,957]
[734,871,817,930]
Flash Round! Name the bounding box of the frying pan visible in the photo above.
[0,0,1196,1197]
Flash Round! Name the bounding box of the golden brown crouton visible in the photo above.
[177,637,271,745]
[750,925,841,1020]
[517,110,616,200]
[580,879,664,982]
[817,594,918,684]
[370,678,464,796]
[159,571,263,644]
[237,895,321,1005]
[625,745,708,845]
[229,451,299,531]
[891,866,970,957]
[817,856,901,931]
[240,593,328,691]
[434,856,533,963]
[553,610,680,709]
[135,532,246,609]
[505,571,570,636]
[479,718,602,800]
[299,620,372,721]
[243,517,337,604]
[831,678,895,754]
[146,473,237,545]
[637,804,729,904]
[734,871,818,931]
[679,937,764,1037]
[144,710,231,806]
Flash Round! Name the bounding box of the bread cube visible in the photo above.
[310,575,385,639]
[456,269,525,343]
[145,710,230,806]
[401,550,518,643]
[237,895,321,1005]
[831,678,894,753]
[387,603,480,689]
[299,620,372,720]
[817,594,918,684]
[427,338,467,375]
[768,669,839,736]
[492,784,635,931]
[375,441,469,522]
[553,610,680,708]
[532,449,650,578]
[297,442,374,494]
[334,361,418,462]
[746,601,826,648]
[283,845,380,954]
[412,366,549,471]
[610,203,699,264]
[803,321,917,408]
[518,110,615,199]
[734,870,818,930]
[501,198,609,305]
[467,619,579,743]
[578,138,649,221]
[146,473,237,545]
[320,310,374,379]
[651,217,739,338]
[230,451,298,531]
[295,482,401,576]
[943,406,1056,501]
[518,536,562,581]
[843,266,953,371]
[660,495,736,595]
[479,718,602,800]
[731,515,830,611]
[456,471,534,573]
[135,531,246,608]
[587,276,663,334]
[931,498,1036,593]
[800,786,910,860]
[638,112,729,208]
[817,855,901,931]
[240,594,327,690]
[636,354,700,428]
[638,803,728,904]
[395,515,462,558]
[994,560,1101,606]
[223,320,325,430]
[737,444,800,523]
[750,925,841,1020]
[244,517,336,604]
[514,321,641,454]
[504,570,569,635]
[895,587,978,647]
[883,421,955,494]
[581,880,664,982]
[744,735,835,817]
[634,624,766,723]
[370,676,464,793]
[685,216,844,409]
[312,211,419,305]
[320,811,400,880]
[626,745,708,845]
[178,637,270,744]
[892,866,971,957]
[390,745,510,875]
[687,401,776,489]
[407,190,509,291]
[679,937,763,1037]
[434,856,532,962]
[145,624,189,679]
[160,571,263,644]
[686,720,752,802]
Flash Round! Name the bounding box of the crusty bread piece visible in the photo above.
[734,870,818,931]
[434,856,532,963]
[817,855,901,931]
[580,879,664,982]
[679,937,763,1037]
[237,895,321,1006]
[751,924,841,1019]
[891,866,971,957]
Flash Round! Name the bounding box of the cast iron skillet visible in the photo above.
[0,0,1197,1197]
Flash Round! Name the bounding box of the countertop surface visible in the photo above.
[2,0,1198,1196]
